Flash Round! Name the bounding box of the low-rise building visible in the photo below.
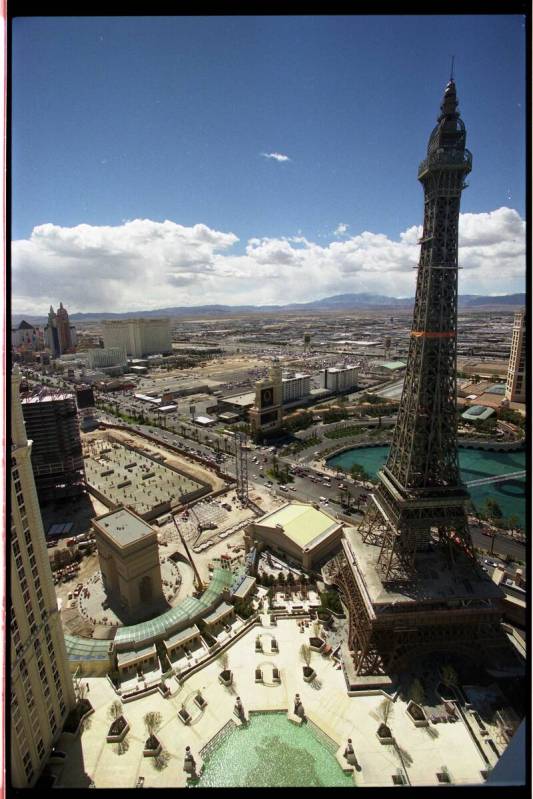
[244,501,344,570]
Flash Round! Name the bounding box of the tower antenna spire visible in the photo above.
[450,55,455,81]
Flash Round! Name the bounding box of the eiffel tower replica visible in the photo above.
[333,77,520,682]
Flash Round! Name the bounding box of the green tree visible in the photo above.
[484,498,504,525]
[350,463,369,482]
[507,514,520,533]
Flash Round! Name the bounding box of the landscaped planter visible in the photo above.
[63,700,94,738]
[143,736,162,757]
[302,666,316,683]
[106,716,129,743]
[376,723,394,745]
[309,637,325,652]
[178,708,192,725]
[218,669,233,687]
[194,694,207,710]
[317,610,332,627]
[406,701,429,728]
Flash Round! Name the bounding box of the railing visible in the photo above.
[306,716,340,755]
[200,719,237,759]
[418,148,472,176]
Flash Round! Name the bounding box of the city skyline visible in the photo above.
[12,15,526,313]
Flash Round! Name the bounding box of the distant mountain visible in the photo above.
[12,292,525,324]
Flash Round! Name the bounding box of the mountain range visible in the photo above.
[12,292,526,325]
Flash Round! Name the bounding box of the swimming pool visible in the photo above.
[190,712,354,788]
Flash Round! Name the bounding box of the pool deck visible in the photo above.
[56,618,489,789]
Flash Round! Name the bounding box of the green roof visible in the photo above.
[113,567,234,650]
[257,503,339,549]
[64,634,113,662]
[380,361,407,370]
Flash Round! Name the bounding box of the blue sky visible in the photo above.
[12,15,526,313]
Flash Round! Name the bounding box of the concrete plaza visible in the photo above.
[55,617,489,789]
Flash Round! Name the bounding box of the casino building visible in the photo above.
[249,359,283,436]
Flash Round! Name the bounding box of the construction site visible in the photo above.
[81,429,220,520]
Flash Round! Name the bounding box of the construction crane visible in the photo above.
[172,513,205,592]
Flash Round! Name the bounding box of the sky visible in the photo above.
[11,14,526,314]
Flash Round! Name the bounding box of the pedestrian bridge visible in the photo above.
[465,470,526,488]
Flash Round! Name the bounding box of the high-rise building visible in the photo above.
[249,359,283,436]
[102,317,172,357]
[320,365,359,392]
[332,79,515,683]
[282,372,311,403]
[56,302,73,354]
[10,369,76,787]
[45,303,76,357]
[21,390,85,500]
[505,310,526,403]
[45,306,60,357]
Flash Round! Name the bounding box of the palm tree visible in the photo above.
[300,644,312,668]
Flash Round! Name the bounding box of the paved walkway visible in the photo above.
[56,618,489,789]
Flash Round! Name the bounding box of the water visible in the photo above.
[190,712,354,788]
[327,446,526,528]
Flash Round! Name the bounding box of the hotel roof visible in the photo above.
[257,503,340,549]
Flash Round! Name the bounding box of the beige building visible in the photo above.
[87,346,127,371]
[249,360,283,436]
[102,317,172,357]
[505,310,526,403]
[92,506,165,620]
[282,372,311,403]
[320,364,359,392]
[10,369,76,788]
[244,501,344,570]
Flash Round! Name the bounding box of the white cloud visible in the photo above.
[334,223,349,236]
[261,152,291,162]
[11,208,525,314]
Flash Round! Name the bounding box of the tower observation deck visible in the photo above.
[333,80,520,681]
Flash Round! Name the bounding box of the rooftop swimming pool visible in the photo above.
[190,712,354,788]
